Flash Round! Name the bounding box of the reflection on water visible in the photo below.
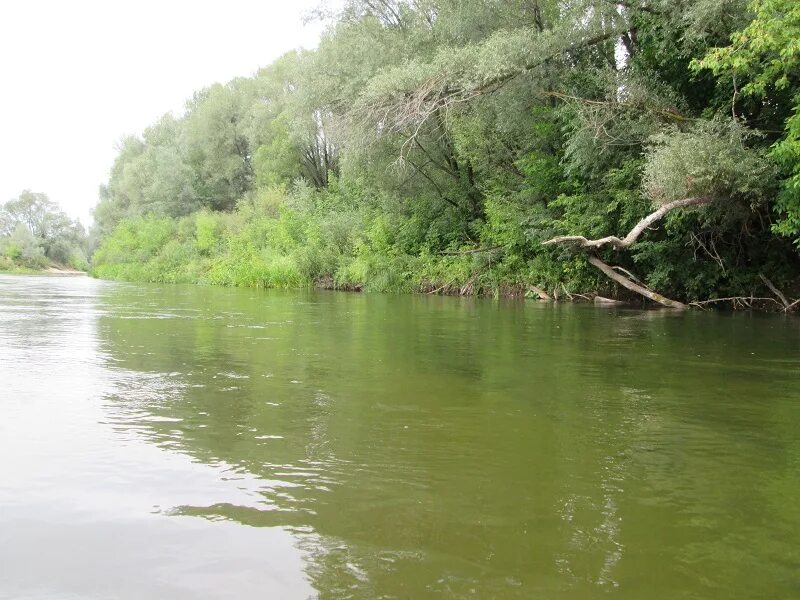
[1,274,799,599]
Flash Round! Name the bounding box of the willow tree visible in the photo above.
[89,0,800,302]
[344,0,795,305]
[545,122,776,307]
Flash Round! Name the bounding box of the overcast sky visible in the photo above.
[0,0,330,225]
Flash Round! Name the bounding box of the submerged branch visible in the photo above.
[785,298,800,312]
[690,297,780,309]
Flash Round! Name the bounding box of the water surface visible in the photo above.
[1,274,799,598]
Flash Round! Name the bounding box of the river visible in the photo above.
[0,273,798,598]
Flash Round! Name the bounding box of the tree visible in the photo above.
[544,122,777,307]
[696,0,800,244]
[0,191,87,268]
[89,0,800,305]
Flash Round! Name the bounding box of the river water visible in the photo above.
[0,273,798,599]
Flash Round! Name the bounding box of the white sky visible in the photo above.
[0,0,330,225]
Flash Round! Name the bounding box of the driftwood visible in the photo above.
[594,295,625,305]
[588,255,687,309]
[785,298,800,312]
[543,197,712,308]
[689,296,780,310]
[558,284,592,301]
[759,274,791,309]
[529,286,551,300]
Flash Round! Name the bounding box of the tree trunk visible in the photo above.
[588,256,687,309]
[542,197,712,308]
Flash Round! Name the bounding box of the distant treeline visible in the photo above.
[91,0,800,306]
[1,191,88,272]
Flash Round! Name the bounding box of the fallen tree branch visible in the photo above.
[611,265,642,284]
[689,296,779,307]
[427,281,453,295]
[529,286,551,300]
[543,197,712,249]
[460,270,481,296]
[784,298,800,312]
[759,273,791,309]
[558,284,592,301]
[541,197,713,308]
[587,255,688,309]
[594,296,625,305]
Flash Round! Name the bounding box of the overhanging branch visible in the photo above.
[357,26,624,138]
[543,197,712,249]
[543,196,713,308]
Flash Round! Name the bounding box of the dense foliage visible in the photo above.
[1,191,88,272]
[92,0,800,304]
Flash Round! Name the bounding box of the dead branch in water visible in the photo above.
[427,281,453,295]
[759,274,791,309]
[559,283,591,301]
[785,298,800,312]
[587,255,688,309]
[543,197,713,308]
[529,286,551,300]
[594,295,625,305]
[689,296,780,309]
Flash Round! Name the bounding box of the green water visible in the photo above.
[1,274,799,599]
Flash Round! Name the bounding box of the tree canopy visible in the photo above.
[1,191,88,271]
[91,0,800,307]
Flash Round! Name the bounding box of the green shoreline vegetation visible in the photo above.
[1,191,89,274]
[11,1,800,306]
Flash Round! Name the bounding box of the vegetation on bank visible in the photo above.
[91,0,800,307]
[92,181,557,295]
[1,191,89,273]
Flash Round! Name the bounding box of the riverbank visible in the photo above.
[89,204,799,312]
[0,259,86,276]
[0,258,791,309]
